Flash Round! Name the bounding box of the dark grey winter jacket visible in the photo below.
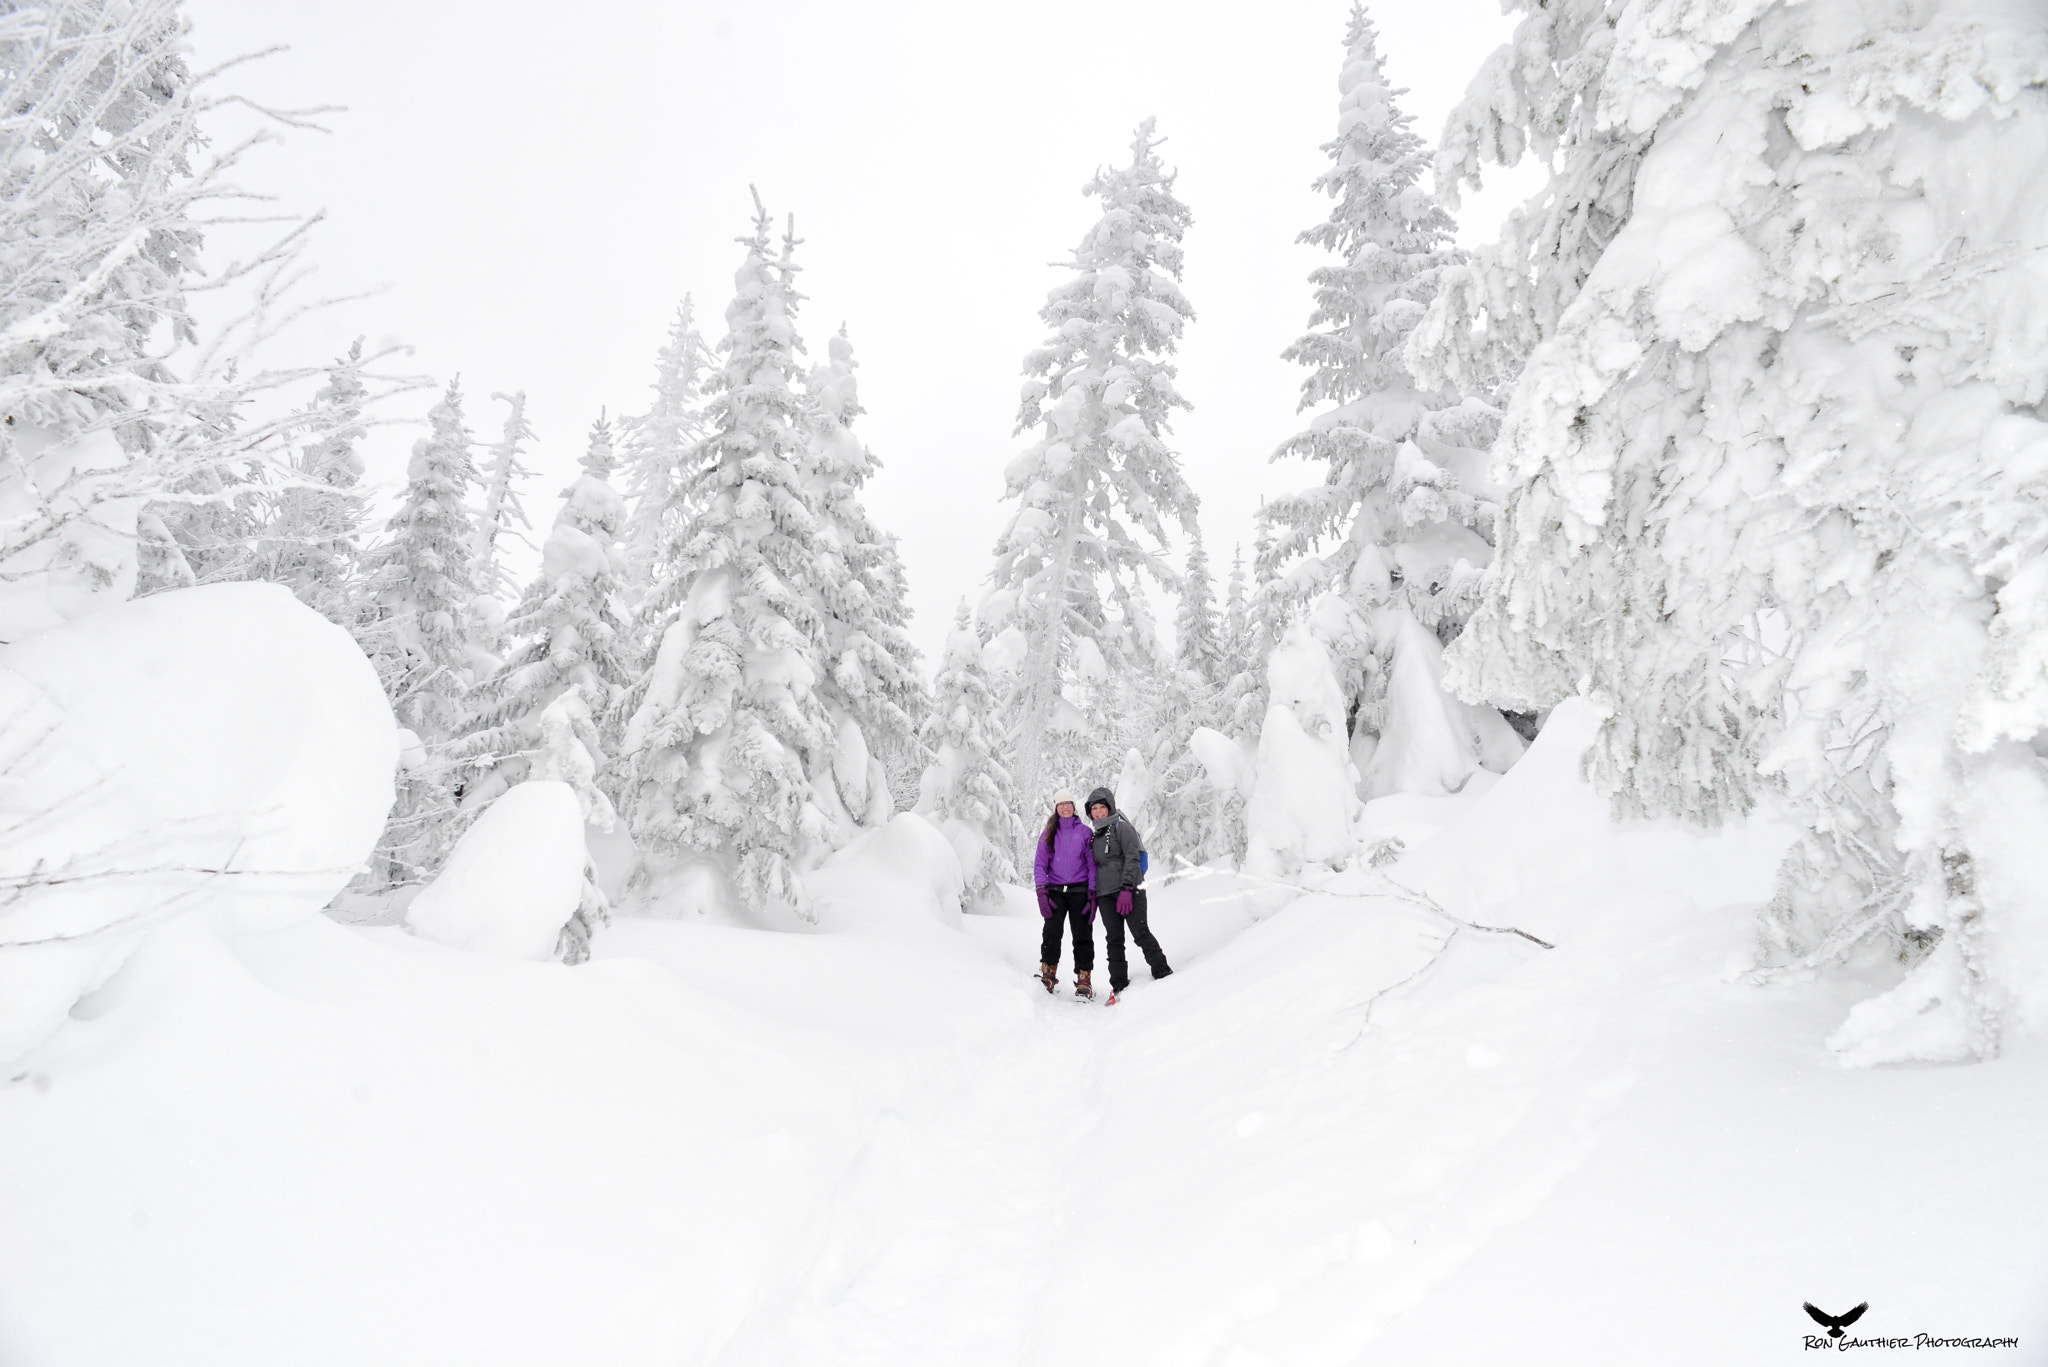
[1085,786,1145,896]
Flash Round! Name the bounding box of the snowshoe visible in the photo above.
[1075,970,1096,1002]
[1038,963,1058,995]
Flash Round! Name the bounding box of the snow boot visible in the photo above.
[1076,969,1096,1002]
[1039,963,1058,995]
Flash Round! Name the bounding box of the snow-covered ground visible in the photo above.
[3,696,2040,1366]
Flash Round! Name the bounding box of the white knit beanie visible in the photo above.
[1051,789,1078,810]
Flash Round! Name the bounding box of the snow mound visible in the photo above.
[407,781,587,961]
[808,812,965,933]
[1245,621,1363,880]
[0,583,396,1064]
[1401,696,1796,945]
[1363,610,1524,799]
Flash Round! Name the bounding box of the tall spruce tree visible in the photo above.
[617,298,714,607]
[984,119,1201,814]
[253,339,373,629]
[619,196,843,919]
[358,380,483,886]
[1175,528,1226,689]
[1267,2,1522,800]
[456,414,633,829]
[803,327,929,818]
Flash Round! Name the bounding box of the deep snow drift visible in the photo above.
[2,654,2040,1364]
[0,584,2028,1364]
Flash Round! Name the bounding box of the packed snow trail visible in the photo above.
[712,999,1112,1365]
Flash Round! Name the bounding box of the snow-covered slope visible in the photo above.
[2,700,2040,1365]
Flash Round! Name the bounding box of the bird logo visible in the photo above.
[1804,1302,1870,1339]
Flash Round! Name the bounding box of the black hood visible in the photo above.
[1085,787,1116,822]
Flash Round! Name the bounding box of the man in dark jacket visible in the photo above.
[1085,786,1172,998]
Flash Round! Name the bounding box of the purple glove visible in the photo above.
[1036,886,1054,918]
[1116,888,1133,917]
[1083,896,1097,922]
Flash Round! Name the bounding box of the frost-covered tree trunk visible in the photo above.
[1267,2,1523,802]
[617,298,713,610]
[0,0,332,641]
[985,119,1201,818]
[916,602,1024,910]
[1433,0,2048,1064]
[803,327,929,823]
[456,414,633,833]
[619,196,844,921]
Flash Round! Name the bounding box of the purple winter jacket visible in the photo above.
[1034,816,1096,891]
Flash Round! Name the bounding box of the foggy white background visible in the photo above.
[184,0,1531,664]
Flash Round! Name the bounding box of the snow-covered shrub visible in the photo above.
[985,119,1201,811]
[0,0,340,640]
[1433,0,2048,1062]
[0,583,395,1063]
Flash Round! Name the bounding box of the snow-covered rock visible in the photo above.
[406,781,587,961]
[0,582,397,1063]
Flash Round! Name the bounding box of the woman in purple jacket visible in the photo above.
[1034,790,1099,999]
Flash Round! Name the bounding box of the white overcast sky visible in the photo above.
[184,0,1533,666]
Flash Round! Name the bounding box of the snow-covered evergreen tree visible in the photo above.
[917,603,1023,911]
[1405,0,1649,399]
[1223,517,1284,742]
[472,391,538,608]
[358,380,483,886]
[1114,530,1234,873]
[1221,543,1249,675]
[803,327,929,818]
[253,339,373,628]
[1434,0,2048,1063]
[984,119,1201,814]
[1175,528,1226,689]
[619,196,843,920]
[456,414,633,831]
[0,0,327,639]
[617,299,714,604]
[1267,2,1523,801]
[366,380,484,741]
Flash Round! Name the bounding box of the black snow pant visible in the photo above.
[1038,882,1095,973]
[1102,887,1171,993]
